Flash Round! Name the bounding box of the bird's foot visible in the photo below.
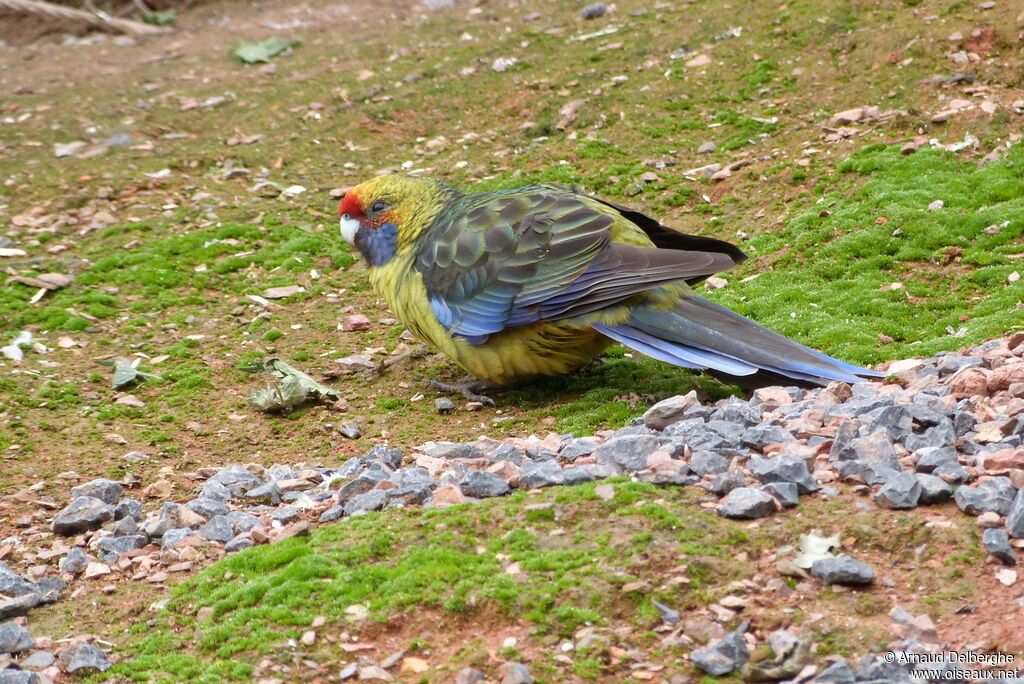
[362,344,432,379]
[426,378,497,407]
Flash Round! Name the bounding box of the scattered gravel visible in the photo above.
[1,335,1023,678]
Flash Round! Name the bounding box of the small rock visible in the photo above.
[982,528,1016,565]
[518,460,566,488]
[915,473,953,504]
[748,454,818,494]
[435,398,456,414]
[810,555,875,585]
[592,435,660,472]
[874,471,921,509]
[458,470,512,498]
[691,622,749,675]
[643,392,698,430]
[1006,488,1024,538]
[59,547,89,574]
[501,662,533,684]
[718,487,778,519]
[198,515,235,543]
[57,641,111,673]
[652,599,680,624]
[51,497,115,536]
[20,650,55,669]
[340,313,371,331]
[580,2,606,19]
[697,141,717,154]
[70,479,122,505]
[0,621,34,654]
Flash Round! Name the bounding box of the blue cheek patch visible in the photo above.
[356,221,398,266]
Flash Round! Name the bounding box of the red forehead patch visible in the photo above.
[338,192,364,217]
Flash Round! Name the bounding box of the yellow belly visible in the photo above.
[370,262,611,386]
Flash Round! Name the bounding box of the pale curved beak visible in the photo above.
[339,213,360,245]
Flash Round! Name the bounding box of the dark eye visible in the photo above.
[369,200,388,214]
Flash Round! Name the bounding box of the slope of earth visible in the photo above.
[0,0,1022,680]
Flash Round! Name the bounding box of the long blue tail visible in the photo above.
[592,295,881,386]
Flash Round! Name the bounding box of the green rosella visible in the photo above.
[337,175,879,395]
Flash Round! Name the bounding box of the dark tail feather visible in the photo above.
[592,295,882,387]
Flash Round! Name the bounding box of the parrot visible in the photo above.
[336,175,880,402]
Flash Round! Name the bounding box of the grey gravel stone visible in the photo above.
[811,659,856,683]
[51,496,115,535]
[459,471,511,498]
[226,511,261,534]
[112,515,139,537]
[874,471,921,509]
[160,527,192,550]
[200,479,232,502]
[760,482,799,507]
[186,497,229,520]
[741,424,796,450]
[0,593,41,620]
[71,478,122,505]
[691,622,749,675]
[270,506,300,523]
[718,487,778,519]
[435,397,456,413]
[20,650,55,669]
[198,516,234,543]
[592,435,660,473]
[207,465,261,498]
[954,477,1016,516]
[0,621,33,654]
[337,471,387,506]
[707,470,746,495]
[831,430,901,470]
[0,563,36,598]
[381,482,428,504]
[244,482,281,506]
[689,451,729,476]
[57,641,111,673]
[864,405,913,442]
[344,489,387,516]
[59,547,89,575]
[225,537,253,553]
[487,444,524,465]
[1007,488,1024,538]
[915,473,953,504]
[319,505,344,523]
[391,467,435,488]
[712,397,762,426]
[748,454,818,494]
[97,534,148,562]
[519,460,566,488]
[652,599,680,624]
[580,2,606,19]
[363,444,404,470]
[35,576,65,603]
[810,555,875,585]
[558,439,595,462]
[982,528,1016,565]
[502,662,533,684]
[912,446,959,473]
[562,464,614,485]
[114,497,143,521]
[0,670,39,683]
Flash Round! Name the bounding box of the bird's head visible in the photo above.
[338,174,457,266]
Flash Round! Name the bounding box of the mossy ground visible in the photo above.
[1,0,1022,679]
